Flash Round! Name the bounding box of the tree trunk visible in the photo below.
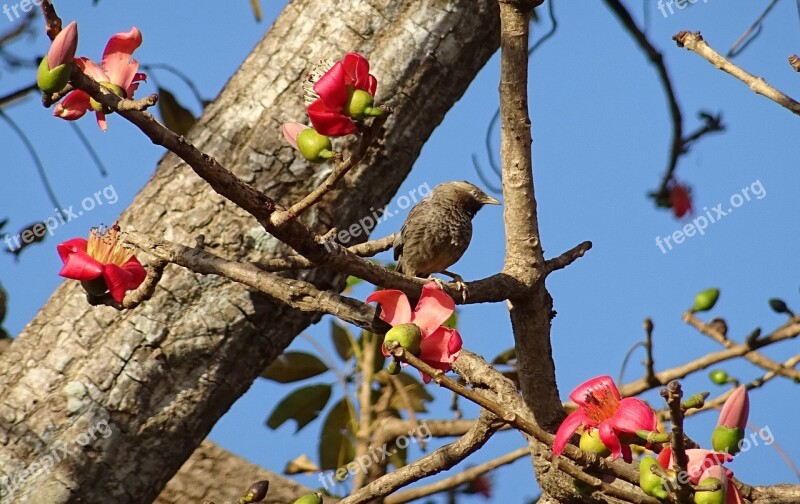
[0,0,500,502]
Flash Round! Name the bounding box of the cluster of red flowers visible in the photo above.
[282,53,382,162]
[553,375,748,503]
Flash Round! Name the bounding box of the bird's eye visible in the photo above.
[471,190,479,198]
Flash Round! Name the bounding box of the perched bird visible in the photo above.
[394,181,501,281]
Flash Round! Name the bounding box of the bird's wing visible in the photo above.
[393,232,403,262]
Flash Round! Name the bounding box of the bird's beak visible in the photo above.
[480,195,502,205]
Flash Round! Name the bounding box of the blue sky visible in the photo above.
[1,1,798,502]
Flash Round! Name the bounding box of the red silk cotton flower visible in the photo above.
[58,225,146,302]
[366,282,462,383]
[668,180,693,218]
[304,52,378,136]
[54,27,146,131]
[657,447,744,504]
[553,375,657,462]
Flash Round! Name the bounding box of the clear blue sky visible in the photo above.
[1,1,798,502]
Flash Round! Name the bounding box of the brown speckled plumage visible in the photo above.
[394,181,500,278]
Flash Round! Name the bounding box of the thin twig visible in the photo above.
[661,381,692,503]
[384,446,530,504]
[674,31,800,115]
[727,0,780,58]
[274,109,392,225]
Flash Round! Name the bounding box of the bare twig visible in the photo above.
[384,446,530,504]
[661,381,692,503]
[727,0,780,58]
[674,31,800,115]
[256,234,396,272]
[273,108,392,226]
[684,312,800,380]
[544,240,592,274]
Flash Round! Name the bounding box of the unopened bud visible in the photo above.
[639,457,668,499]
[383,323,422,356]
[296,128,334,163]
[691,288,720,313]
[239,480,269,503]
[579,429,611,457]
[709,370,729,385]
[293,492,323,504]
[37,57,73,95]
[711,425,744,456]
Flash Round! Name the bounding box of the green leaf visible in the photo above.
[266,384,332,432]
[388,372,433,413]
[157,87,196,136]
[331,320,355,361]
[260,352,329,383]
[492,347,517,365]
[319,397,356,471]
[443,309,458,329]
[345,276,364,292]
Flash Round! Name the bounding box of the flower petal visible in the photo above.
[366,289,412,326]
[342,52,371,90]
[96,112,108,131]
[419,327,458,365]
[552,410,587,455]
[103,257,145,302]
[58,249,104,281]
[281,122,308,150]
[727,479,745,504]
[411,282,455,336]
[307,99,357,136]
[54,90,91,121]
[684,449,734,483]
[568,375,621,406]
[76,57,108,82]
[313,60,348,109]
[598,420,623,460]
[101,27,142,88]
[610,397,657,433]
[57,238,88,263]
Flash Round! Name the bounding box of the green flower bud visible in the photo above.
[80,277,109,298]
[37,57,72,95]
[711,425,744,455]
[383,323,422,356]
[694,477,726,504]
[691,288,720,313]
[639,457,668,499]
[296,128,334,163]
[579,429,611,457]
[709,370,729,385]
[89,82,127,114]
[293,492,323,504]
[387,359,401,375]
[346,89,374,119]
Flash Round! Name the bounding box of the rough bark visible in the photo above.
[0,0,500,502]
[155,440,335,504]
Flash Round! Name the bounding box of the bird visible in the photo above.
[393,181,501,284]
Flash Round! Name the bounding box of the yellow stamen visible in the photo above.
[582,384,620,424]
[86,224,133,266]
[302,58,335,105]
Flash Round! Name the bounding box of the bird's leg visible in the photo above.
[440,270,468,302]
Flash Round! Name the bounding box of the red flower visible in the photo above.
[54,27,146,131]
[553,375,657,462]
[366,282,462,383]
[657,447,744,504]
[304,53,378,136]
[669,181,693,218]
[58,225,146,302]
